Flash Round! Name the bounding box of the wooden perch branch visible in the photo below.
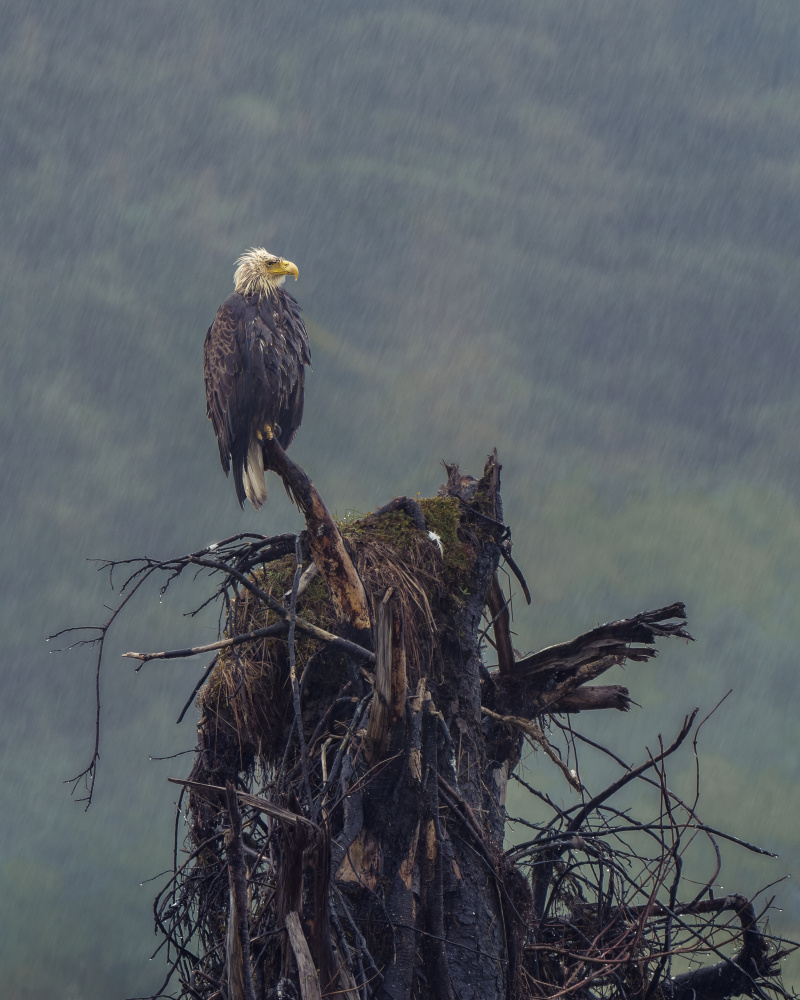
[265,436,372,638]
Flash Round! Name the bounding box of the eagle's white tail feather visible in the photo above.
[244,439,268,510]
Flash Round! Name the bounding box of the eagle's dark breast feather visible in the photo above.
[203,287,311,507]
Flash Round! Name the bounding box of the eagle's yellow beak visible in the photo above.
[269,258,299,280]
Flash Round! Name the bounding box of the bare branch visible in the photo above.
[122,620,375,665]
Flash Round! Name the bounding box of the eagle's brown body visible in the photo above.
[203,249,311,509]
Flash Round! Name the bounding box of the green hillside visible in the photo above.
[2,1,799,995]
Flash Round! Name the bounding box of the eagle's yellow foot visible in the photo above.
[263,423,274,442]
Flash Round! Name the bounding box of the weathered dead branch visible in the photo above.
[264,436,371,639]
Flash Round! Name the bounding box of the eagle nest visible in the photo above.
[63,455,793,1000]
[196,495,468,774]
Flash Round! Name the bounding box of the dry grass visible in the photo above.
[198,506,466,767]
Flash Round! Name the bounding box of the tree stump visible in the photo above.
[102,452,785,1000]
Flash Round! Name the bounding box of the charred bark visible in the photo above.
[74,453,791,1000]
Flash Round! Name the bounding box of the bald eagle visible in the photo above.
[203,248,311,510]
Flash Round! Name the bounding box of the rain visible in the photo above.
[1,1,799,994]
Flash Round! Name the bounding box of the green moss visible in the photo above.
[297,573,330,620]
[253,555,295,598]
[341,509,417,549]
[208,495,481,701]
[420,496,472,577]
[353,497,476,599]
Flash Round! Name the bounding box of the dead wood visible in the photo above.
[67,453,793,1000]
[487,570,516,676]
[225,782,258,1000]
[549,684,632,712]
[512,602,693,677]
[663,896,774,1000]
[486,603,693,725]
[364,590,405,762]
[285,912,322,1000]
[264,436,371,640]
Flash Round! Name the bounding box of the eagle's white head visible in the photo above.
[233,247,299,296]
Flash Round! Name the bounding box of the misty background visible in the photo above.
[2,1,799,995]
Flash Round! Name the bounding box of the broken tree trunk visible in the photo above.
[120,453,786,1000]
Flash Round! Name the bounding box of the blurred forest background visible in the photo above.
[2,0,799,996]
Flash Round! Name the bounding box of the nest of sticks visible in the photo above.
[59,450,796,1000]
